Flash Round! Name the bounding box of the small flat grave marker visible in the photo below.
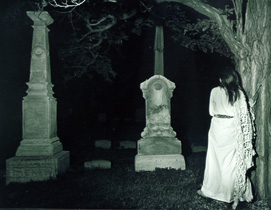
[84,160,111,169]
[119,141,136,149]
[95,140,111,149]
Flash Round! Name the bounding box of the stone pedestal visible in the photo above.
[6,151,69,185]
[135,154,185,172]
[6,11,69,184]
[137,137,182,155]
[135,75,185,171]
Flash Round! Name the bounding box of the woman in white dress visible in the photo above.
[197,68,255,209]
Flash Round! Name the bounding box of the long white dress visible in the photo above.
[201,87,253,203]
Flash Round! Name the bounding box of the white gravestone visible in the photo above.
[135,75,186,171]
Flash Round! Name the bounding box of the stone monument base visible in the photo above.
[6,151,69,185]
[137,137,182,155]
[135,154,185,172]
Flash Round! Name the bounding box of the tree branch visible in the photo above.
[78,15,117,42]
[232,0,243,38]
[49,0,86,9]
[157,0,249,58]
[157,0,220,19]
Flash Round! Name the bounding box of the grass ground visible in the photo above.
[0,147,270,210]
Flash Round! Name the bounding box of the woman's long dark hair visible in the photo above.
[219,67,241,105]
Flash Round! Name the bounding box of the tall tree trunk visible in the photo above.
[235,0,271,199]
[235,0,271,198]
[236,56,271,199]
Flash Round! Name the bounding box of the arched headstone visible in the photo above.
[135,75,185,171]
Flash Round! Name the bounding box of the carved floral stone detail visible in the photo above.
[140,75,176,138]
[32,45,45,56]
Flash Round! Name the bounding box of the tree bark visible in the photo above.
[159,0,271,199]
[236,0,271,199]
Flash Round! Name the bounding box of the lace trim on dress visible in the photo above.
[233,90,256,202]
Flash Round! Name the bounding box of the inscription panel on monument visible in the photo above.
[6,151,70,184]
[23,97,49,139]
[8,167,54,178]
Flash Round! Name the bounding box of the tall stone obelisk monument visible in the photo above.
[154,26,164,75]
[6,11,70,184]
[135,26,185,171]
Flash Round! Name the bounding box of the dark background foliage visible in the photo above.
[0,0,232,168]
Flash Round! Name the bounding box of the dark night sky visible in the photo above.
[0,1,233,167]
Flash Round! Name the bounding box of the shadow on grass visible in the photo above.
[0,149,270,210]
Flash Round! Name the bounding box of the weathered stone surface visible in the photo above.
[16,137,63,157]
[22,97,57,139]
[14,11,63,157]
[95,140,111,149]
[137,137,182,155]
[140,75,176,138]
[27,11,54,26]
[154,26,164,75]
[135,75,185,171]
[119,141,136,149]
[84,160,111,169]
[5,11,69,184]
[135,154,185,172]
[6,151,69,185]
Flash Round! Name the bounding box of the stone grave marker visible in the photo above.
[135,75,186,171]
[95,140,111,149]
[84,160,111,169]
[5,11,70,185]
